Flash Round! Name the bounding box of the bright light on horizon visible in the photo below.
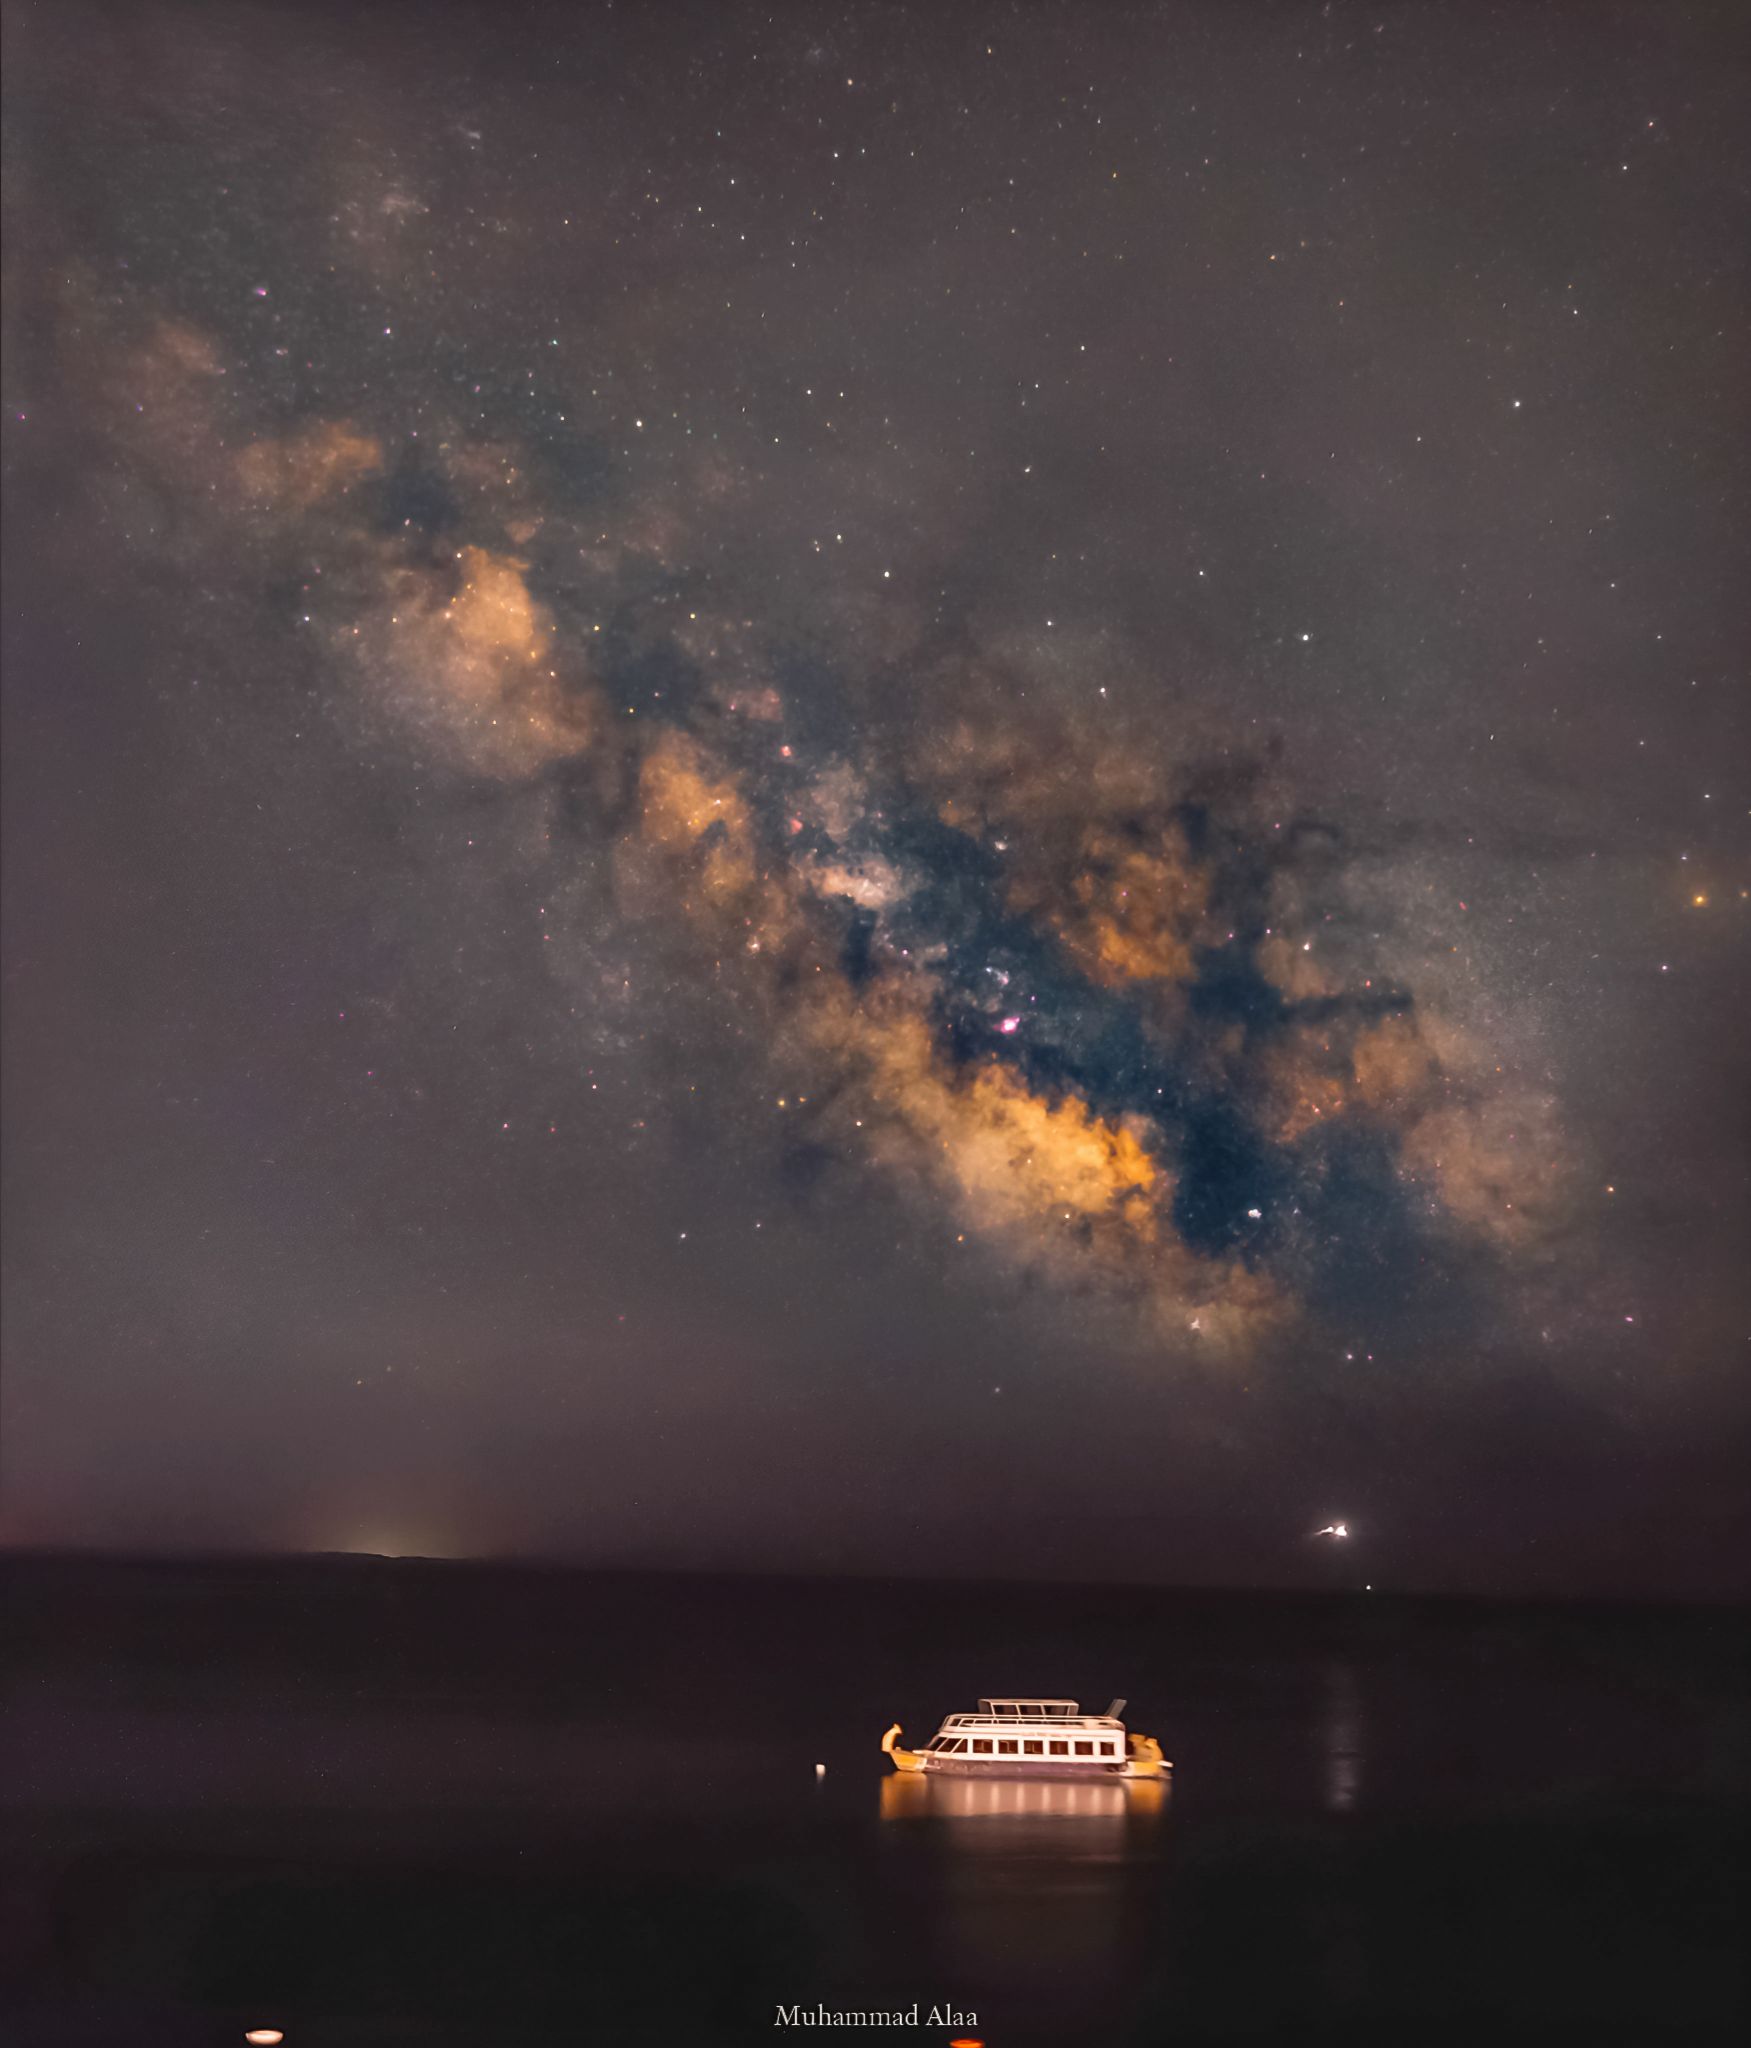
[320,1532,462,1561]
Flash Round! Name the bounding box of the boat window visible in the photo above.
[972,1739,992,1754]
[1049,1740,1068,1756]
[1023,1740,1043,1755]
[998,1739,1018,1755]
[1101,1742,1116,1756]
[1073,1740,1093,1756]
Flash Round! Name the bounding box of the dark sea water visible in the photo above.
[2,1557,1745,2045]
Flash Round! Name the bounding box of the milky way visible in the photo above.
[75,343,1573,1352]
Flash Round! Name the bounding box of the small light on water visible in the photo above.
[814,1763,826,1778]
[245,2033,285,2046]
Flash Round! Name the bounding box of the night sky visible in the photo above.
[3,0,1745,1599]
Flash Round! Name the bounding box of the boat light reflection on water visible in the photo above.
[880,1769,1168,1827]
[1323,1660,1365,1815]
[878,1768,1168,1993]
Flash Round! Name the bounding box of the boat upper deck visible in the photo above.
[938,1697,1125,1732]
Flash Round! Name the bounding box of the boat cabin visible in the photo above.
[923,1696,1129,1763]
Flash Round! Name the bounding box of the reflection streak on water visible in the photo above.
[878,1772,1169,1995]
[1322,1660,1365,1814]
[881,1772,1167,1827]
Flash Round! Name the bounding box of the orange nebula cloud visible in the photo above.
[800,986,1281,1346]
[347,544,597,777]
[1263,1014,1431,1142]
[831,996,1161,1239]
[1018,821,1209,989]
[1401,1089,1568,1248]
[236,421,382,509]
[637,729,760,902]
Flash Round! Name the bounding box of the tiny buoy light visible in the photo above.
[814,1763,826,1778]
[245,2033,285,2046]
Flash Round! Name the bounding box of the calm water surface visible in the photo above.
[3,1559,1745,2044]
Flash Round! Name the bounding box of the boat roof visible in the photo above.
[978,1697,1080,1714]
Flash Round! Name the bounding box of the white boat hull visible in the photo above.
[908,1757,1155,1779]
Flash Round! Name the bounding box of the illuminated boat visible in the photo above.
[881,1696,1169,1779]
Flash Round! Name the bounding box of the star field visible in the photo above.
[2,0,1745,1596]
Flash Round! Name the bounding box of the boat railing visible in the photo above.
[940,1713,1122,1731]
